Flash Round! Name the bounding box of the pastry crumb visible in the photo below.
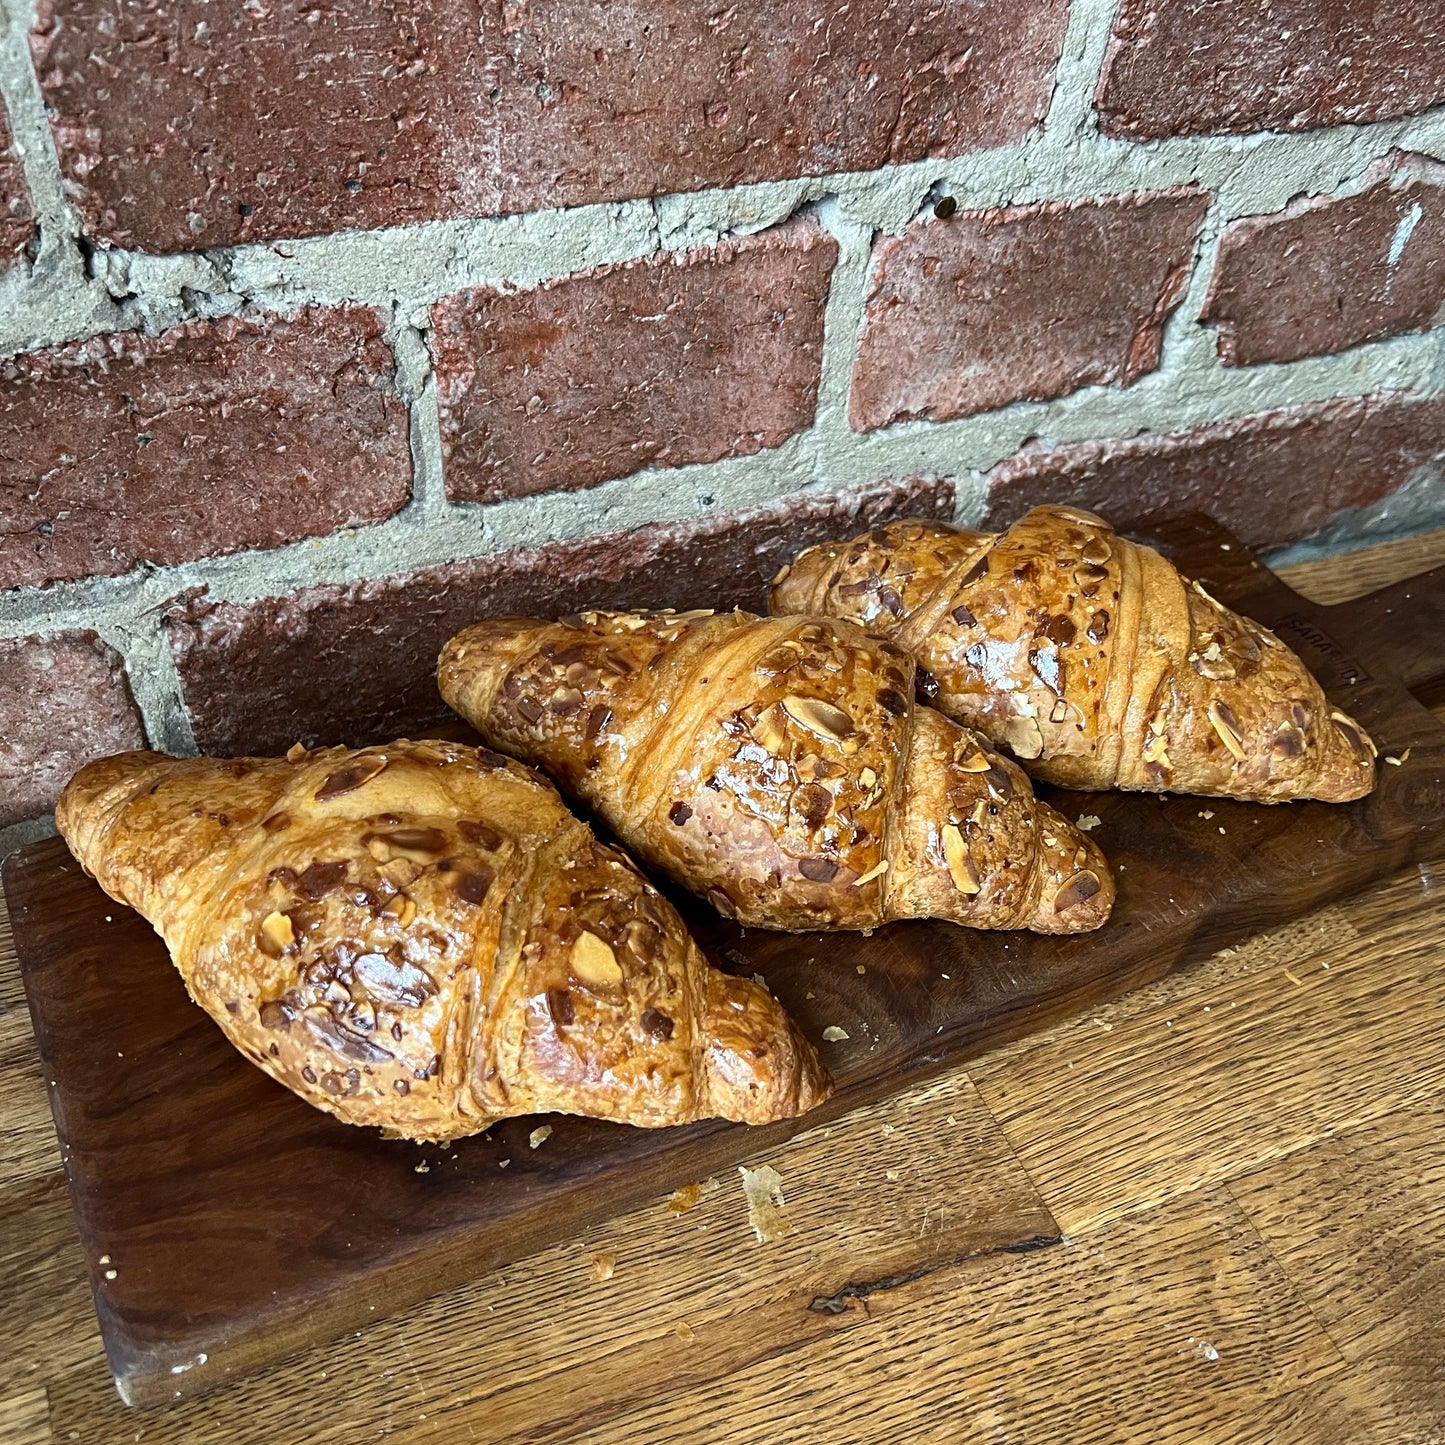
[668,1177,720,1215]
[529,1124,553,1149]
[674,1320,697,1342]
[822,1026,849,1042]
[1076,814,1102,832]
[738,1163,791,1243]
[589,1252,616,1283]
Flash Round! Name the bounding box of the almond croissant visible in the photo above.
[771,505,1376,804]
[56,740,829,1141]
[438,610,1113,935]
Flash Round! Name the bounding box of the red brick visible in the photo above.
[164,477,956,756]
[1098,0,1445,141]
[31,0,1068,253]
[0,631,146,826]
[432,223,836,504]
[1202,153,1445,367]
[0,100,33,269]
[0,307,410,591]
[849,189,1208,431]
[983,394,1445,550]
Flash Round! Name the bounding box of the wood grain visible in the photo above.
[970,861,1445,1234]
[5,524,1445,1440]
[1275,527,1445,606]
[44,1075,1055,1445]
[1230,1103,1445,1375]
[580,1189,1409,1445]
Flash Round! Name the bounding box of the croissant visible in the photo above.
[438,610,1113,935]
[55,740,830,1141]
[770,505,1376,804]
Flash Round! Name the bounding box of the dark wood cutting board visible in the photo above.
[8,513,1445,1408]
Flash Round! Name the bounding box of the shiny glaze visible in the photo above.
[771,506,1376,803]
[439,610,1113,934]
[56,741,830,1141]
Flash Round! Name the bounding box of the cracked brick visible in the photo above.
[0,307,411,591]
[983,394,1445,549]
[1201,152,1445,367]
[165,477,956,755]
[431,221,837,503]
[0,98,33,271]
[30,0,1069,252]
[850,189,1209,432]
[0,631,146,825]
[1098,0,1445,141]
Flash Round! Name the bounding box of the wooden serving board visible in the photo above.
[8,513,1445,1408]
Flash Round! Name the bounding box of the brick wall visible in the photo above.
[1,0,1444,842]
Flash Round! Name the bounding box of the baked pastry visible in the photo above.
[56,740,830,1141]
[438,610,1112,934]
[771,505,1376,803]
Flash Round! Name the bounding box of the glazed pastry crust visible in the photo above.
[770,506,1376,803]
[56,740,830,1141]
[439,610,1112,935]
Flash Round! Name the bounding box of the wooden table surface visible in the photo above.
[3,530,1444,1445]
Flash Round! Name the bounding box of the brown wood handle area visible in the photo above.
[1321,564,1445,694]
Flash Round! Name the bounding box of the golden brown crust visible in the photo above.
[56,740,830,1140]
[770,507,1376,804]
[438,610,1112,934]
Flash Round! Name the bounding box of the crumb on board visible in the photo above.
[674,1320,697,1342]
[885,1169,900,1181]
[498,1159,511,1169]
[1199,810,1215,820]
[589,1252,616,1283]
[529,1124,553,1150]
[668,1177,720,1215]
[1076,814,1102,832]
[738,1164,792,1243]
[414,1161,430,1174]
[822,1025,850,1042]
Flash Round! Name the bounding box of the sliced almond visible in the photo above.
[957,748,993,772]
[941,824,981,894]
[1143,731,1171,765]
[380,856,423,890]
[852,859,889,887]
[782,695,856,743]
[1331,709,1378,757]
[382,894,418,928]
[1002,715,1044,760]
[858,767,877,790]
[1208,699,1247,761]
[315,754,388,801]
[571,931,624,990]
[751,702,788,753]
[1054,870,1102,914]
[259,910,295,954]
